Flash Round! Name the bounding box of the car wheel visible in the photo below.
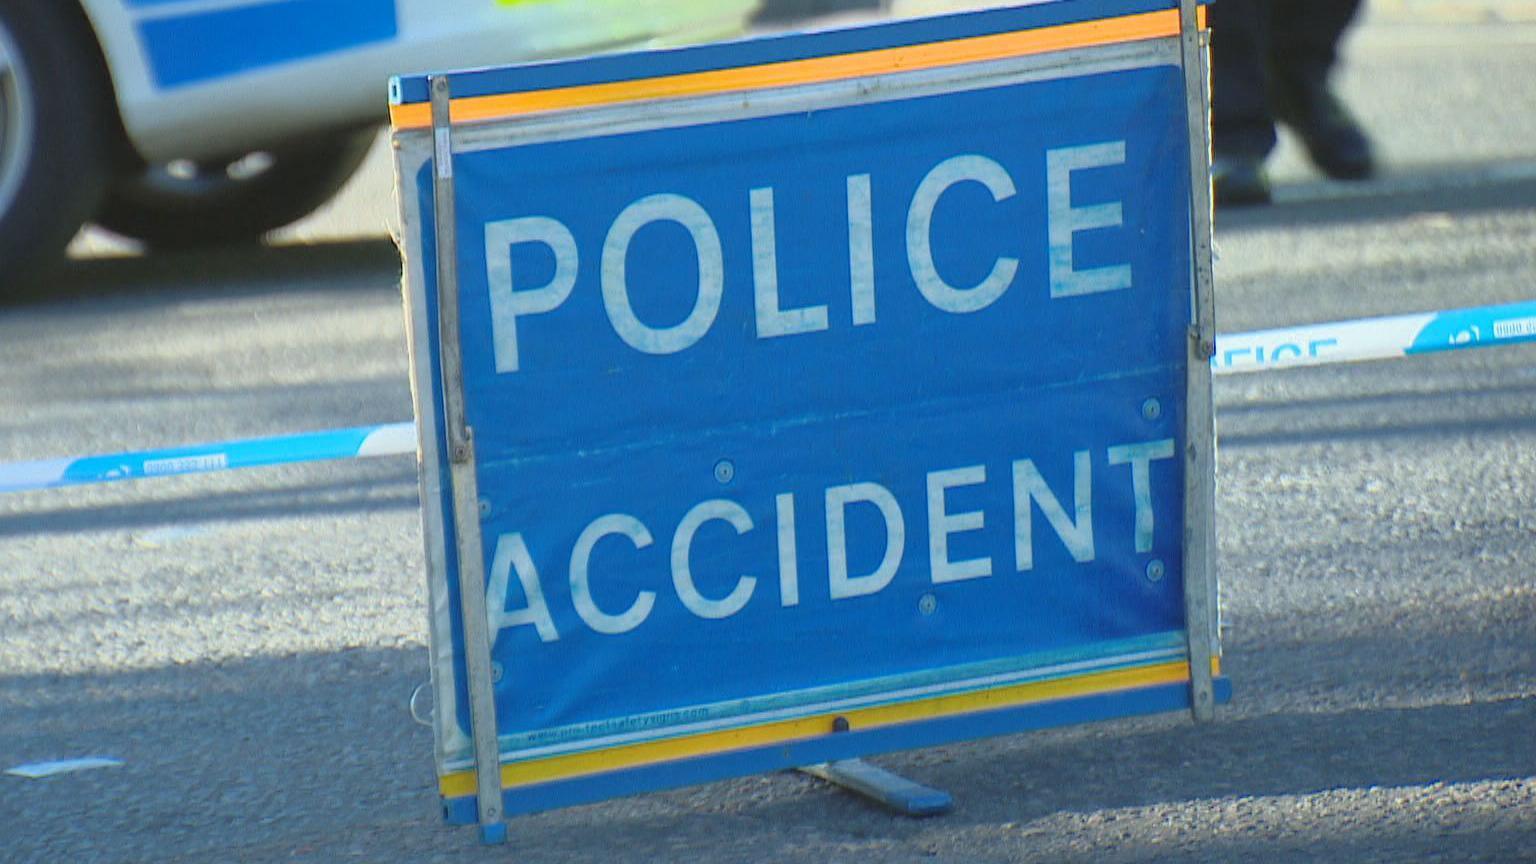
[0,2,110,288]
[94,131,377,249]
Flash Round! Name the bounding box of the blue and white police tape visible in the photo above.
[0,422,415,495]
[1213,298,1536,374]
[3,300,1536,496]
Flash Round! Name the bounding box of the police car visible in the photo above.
[0,0,760,286]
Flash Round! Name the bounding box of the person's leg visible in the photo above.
[1210,0,1276,204]
[1270,0,1362,78]
[1269,0,1374,179]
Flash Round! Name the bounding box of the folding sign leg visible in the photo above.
[431,73,508,845]
[1178,0,1220,723]
[798,760,953,817]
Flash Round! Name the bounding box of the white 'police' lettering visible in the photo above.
[484,143,1131,374]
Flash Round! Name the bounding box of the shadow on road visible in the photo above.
[4,238,402,309]
[0,461,417,538]
[1214,343,1536,450]
[1218,159,1536,232]
[0,638,1530,863]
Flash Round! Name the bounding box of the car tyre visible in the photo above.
[0,1,111,289]
[94,131,377,249]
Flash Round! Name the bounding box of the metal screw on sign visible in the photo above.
[1142,398,1162,421]
[918,593,938,616]
[490,662,504,684]
[1146,559,1166,582]
[478,498,491,518]
[714,459,736,485]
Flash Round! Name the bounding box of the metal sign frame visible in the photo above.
[1176,0,1219,723]
[392,0,1221,843]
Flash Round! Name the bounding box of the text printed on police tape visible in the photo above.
[486,439,1174,643]
[484,142,1131,372]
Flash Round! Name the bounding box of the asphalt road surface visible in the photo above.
[3,6,1534,862]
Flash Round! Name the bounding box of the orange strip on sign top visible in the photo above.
[390,7,1205,129]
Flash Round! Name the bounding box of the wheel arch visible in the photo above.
[71,0,145,168]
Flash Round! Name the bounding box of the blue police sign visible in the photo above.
[392,0,1223,838]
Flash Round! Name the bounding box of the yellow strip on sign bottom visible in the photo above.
[391,8,1207,130]
[439,657,1219,798]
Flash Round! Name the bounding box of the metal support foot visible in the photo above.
[799,759,952,817]
[479,822,508,845]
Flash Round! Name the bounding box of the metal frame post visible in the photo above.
[1177,0,1219,723]
[430,75,508,845]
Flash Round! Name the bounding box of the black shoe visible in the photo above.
[1272,75,1375,180]
[1213,155,1271,207]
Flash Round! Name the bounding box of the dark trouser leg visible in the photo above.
[1268,0,1374,178]
[1269,0,1363,89]
[1210,0,1275,159]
